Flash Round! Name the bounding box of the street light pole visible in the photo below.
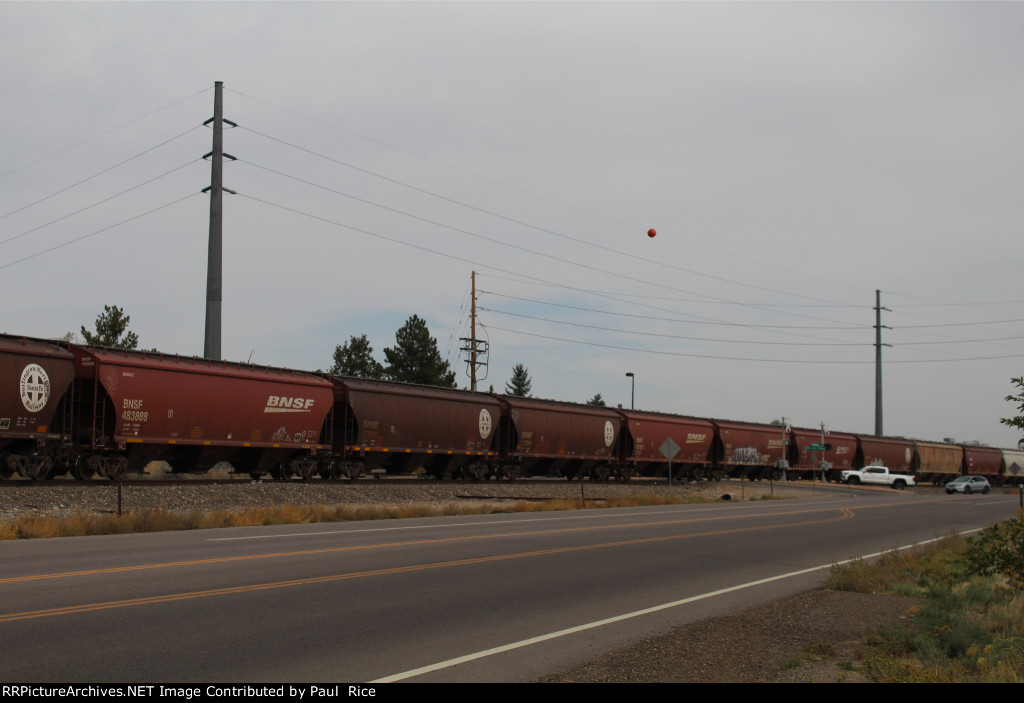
[625,372,634,409]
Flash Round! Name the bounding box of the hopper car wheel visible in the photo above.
[463,464,486,481]
[326,461,343,480]
[105,458,128,481]
[345,463,364,480]
[712,469,724,482]
[0,454,14,480]
[73,456,99,481]
[616,467,634,482]
[591,466,609,482]
[501,465,520,481]
[12,453,54,481]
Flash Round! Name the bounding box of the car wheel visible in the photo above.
[964,486,972,495]
[983,486,990,494]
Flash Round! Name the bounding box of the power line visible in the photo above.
[0,159,199,247]
[479,307,870,346]
[228,87,884,301]
[0,193,201,271]
[485,325,1024,364]
[237,125,863,312]
[0,125,202,223]
[238,157,865,331]
[479,290,867,330]
[0,87,210,181]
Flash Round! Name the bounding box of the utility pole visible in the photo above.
[203,81,236,360]
[460,271,488,390]
[471,270,477,389]
[874,289,891,436]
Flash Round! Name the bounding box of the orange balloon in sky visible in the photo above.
[647,228,656,238]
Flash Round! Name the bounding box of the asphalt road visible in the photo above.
[0,489,1018,682]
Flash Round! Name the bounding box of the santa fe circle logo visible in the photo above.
[20,364,51,413]
[479,409,492,439]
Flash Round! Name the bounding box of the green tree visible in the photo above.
[505,363,532,397]
[80,305,138,349]
[383,315,456,387]
[329,334,384,378]
[1000,376,1024,443]
[585,393,606,407]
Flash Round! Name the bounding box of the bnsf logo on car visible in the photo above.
[264,396,315,413]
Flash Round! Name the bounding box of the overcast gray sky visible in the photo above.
[2,1,1022,448]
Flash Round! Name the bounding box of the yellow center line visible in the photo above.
[0,499,932,585]
[0,503,875,585]
[0,508,856,623]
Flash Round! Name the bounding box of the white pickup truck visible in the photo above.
[840,465,916,490]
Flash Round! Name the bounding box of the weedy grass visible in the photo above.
[828,510,1024,683]
[0,491,726,539]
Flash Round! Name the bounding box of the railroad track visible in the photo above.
[0,476,669,488]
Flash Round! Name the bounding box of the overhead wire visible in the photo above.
[485,325,1024,364]
[236,125,866,314]
[479,307,870,346]
[227,87,886,300]
[226,94,1024,356]
[0,193,202,271]
[0,125,203,223]
[236,157,878,346]
[0,86,210,181]
[0,159,201,248]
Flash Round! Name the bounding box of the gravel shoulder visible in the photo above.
[0,478,914,682]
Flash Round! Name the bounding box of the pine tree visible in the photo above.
[383,315,456,387]
[329,335,384,378]
[505,363,532,396]
[80,305,139,349]
[585,393,606,407]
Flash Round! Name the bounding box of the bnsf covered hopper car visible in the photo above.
[618,410,715,481]
[786,428,858,481]
[711,420,789,480]
[912,441,964,486]
[962,445,1002,482]
[67,345,335,480]
[329,377,500,480]
[3,332,1023,484]
[493,396,621,480]
[0,335,76,480]
[856,435,915,474]
[1001,448,1024,485]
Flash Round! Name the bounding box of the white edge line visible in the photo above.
[369,529,984,683]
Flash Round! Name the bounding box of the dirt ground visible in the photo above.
[536,589,918,683]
